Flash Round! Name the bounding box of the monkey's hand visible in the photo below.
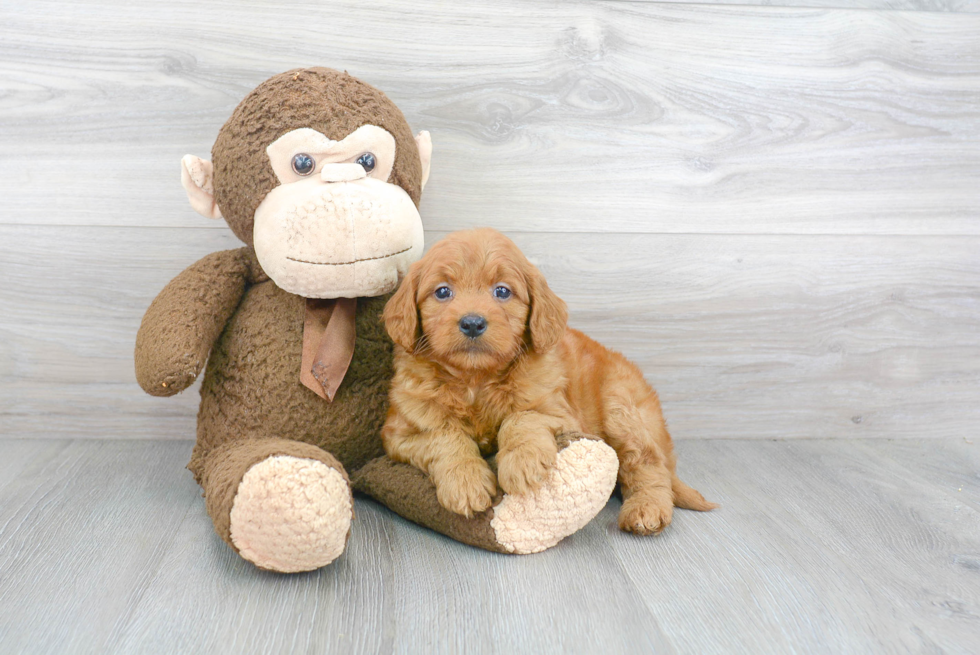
[135,248,252,396]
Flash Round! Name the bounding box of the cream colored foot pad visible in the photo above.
[230,455,353,573]
[491,439,619,554]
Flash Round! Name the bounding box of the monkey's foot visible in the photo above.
[229,455,353,573]
[490,435,619,554]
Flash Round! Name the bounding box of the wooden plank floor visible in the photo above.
[0,438,976,654]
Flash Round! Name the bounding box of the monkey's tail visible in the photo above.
[672,475,719,511]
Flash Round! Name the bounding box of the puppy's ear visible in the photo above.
[384,264,422,351]
[526,264,568,352]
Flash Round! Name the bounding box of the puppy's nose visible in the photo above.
[458,314,488,338]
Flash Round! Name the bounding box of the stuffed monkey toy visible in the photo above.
[134,68,619,573]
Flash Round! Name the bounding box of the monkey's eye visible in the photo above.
[356,152,376,172]
[291,153,315,176]
[493,285,512,300]
[434,285,453,301]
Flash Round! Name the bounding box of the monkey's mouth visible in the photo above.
[286,246,411,267]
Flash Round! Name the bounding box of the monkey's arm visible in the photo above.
[135,248,252,397]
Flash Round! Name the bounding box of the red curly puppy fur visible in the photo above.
[382,228,717,534]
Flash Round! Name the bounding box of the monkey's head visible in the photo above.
[180,68,432,299]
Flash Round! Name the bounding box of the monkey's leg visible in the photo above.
[190,437,354,573]
[352,433,618,554]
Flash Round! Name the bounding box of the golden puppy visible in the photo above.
[382,228,716,535]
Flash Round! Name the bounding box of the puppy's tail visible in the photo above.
[672,475,719,511]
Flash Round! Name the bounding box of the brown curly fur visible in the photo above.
[211,67,422,246]
[135,68,430,556]
[382,228,718,532]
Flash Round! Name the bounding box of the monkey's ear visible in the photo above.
[415,131,432,192]
[180,155,223,220]
[383,264,422,351]
[526,264,568,353]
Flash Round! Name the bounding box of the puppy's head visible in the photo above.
[383,228,568,371]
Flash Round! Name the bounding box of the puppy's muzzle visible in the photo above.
[458,314,488,338]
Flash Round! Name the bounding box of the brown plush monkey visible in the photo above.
[135,68,619,573]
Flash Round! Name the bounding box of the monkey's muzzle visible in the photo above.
[252,177,424,299]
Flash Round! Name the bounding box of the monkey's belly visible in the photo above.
[196,281,394,473]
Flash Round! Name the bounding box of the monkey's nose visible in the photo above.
[321,163,367,183]
[458,314,488,338]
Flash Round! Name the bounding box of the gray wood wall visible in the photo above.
[1,0,978,441]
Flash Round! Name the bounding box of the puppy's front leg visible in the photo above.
[384,423,497,518]
[496,411,565,496]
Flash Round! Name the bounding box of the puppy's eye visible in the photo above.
[493,285,512,300]
[356,152,376,172]
[434,285,453,301]
[291,153,316,176]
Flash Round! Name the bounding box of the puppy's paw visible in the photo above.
[435,459,498,518]
[497,441,558,496]
[619,493,673,536]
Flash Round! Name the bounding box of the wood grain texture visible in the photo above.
[859,437,980,508]
[0,440,200,654]
[0,438,976,654]
[0,1,978,235]
[3,225,978,440]
[611,438,980,654]
[631,0,980,10]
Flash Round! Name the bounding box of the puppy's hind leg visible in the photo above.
[617,462,676,536]
[603,399,674,535]
[605,395,717,535]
